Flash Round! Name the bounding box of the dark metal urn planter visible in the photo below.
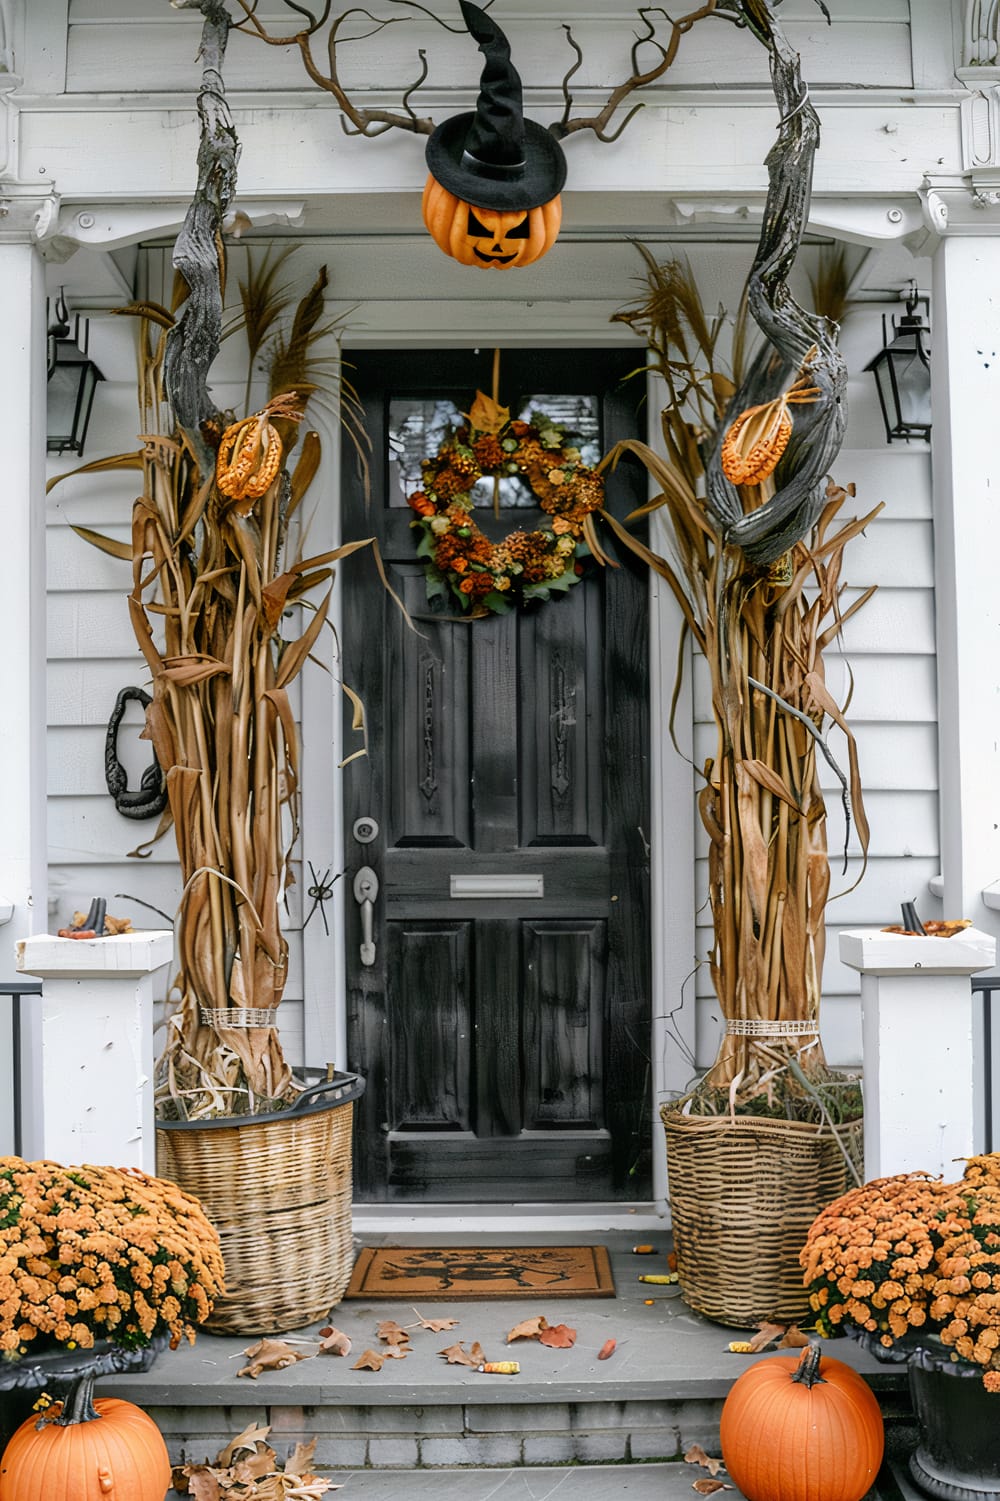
[847,1328,1000,1501]
[907,1356,1000,1501]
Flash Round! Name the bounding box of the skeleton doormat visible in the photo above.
[344,1245,616,1299]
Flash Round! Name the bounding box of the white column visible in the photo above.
[15,931,174,1170]
[840,926,996,1179]
[929,234,1000,941]
[0,237,50,1157]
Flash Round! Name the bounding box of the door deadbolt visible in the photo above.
[353,816,379,844]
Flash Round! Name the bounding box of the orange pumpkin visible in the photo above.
[0,1396,171,1501]
[422,175,561,268]
[719,1345,884,1501]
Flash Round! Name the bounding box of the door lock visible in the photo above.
[353,816,380,844]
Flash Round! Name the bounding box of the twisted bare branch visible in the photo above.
[232,0,718,145]
[551,3,719,141]
[702,0,847,565]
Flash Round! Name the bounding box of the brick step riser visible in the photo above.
[153,1397,725,1470]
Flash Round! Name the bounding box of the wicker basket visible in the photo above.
[156,1071,364,1335]
[662,1105,863,1329]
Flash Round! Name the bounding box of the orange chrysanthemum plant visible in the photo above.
[0,1157,223,1359]
[801,1154,1000,1392]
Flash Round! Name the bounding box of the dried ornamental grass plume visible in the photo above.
[0,1157,224,1358]
[801,1155,1000,1391]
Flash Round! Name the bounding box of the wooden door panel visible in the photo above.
[386,1132,613,1202]
[520,588,603,846]
[342,347,650,1203]
[387,922,472,1130]
[388,566,471,847]
[523,919,606,1130]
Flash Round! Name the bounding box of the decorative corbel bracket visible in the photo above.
[44,199,306,261]
[0,184,60,244]
[670,193,926,249]
[921,171,1000,241]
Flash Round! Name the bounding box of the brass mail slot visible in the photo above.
[449,874,544,899]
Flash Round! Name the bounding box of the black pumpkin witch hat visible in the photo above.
[425,1,567,212]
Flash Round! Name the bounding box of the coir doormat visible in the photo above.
[345,1246,615,1300]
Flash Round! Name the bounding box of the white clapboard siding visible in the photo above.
[63,0,914,96]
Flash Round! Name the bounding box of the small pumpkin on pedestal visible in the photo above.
[422,2,566,270]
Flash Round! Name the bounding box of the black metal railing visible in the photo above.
[974,974,1000,1153]
[0,980,42,1157]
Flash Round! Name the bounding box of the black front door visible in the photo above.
[341,347,650,1203]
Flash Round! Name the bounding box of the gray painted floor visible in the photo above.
[114,1233,904,1410]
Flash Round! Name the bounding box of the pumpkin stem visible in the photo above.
[790,1342,827,1389]
[50,1371,101,1426]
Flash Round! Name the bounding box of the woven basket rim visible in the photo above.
[156,1068,364,1131]
[661,1105,862,1139]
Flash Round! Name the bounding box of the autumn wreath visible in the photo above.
[406,391,606,614]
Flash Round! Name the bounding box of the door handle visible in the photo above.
[353,865,379,966]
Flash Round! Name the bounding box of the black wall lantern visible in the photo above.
[864,290,931,444]
[47,289,104,457]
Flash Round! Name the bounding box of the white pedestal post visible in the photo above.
[840,926,997,1180]
[0,237,51,1156]
[15,931,174,1170]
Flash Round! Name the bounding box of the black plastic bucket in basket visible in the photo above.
[156,1071,365,1334]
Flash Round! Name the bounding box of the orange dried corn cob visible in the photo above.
[720,372,820,488]
[216,391,304,509]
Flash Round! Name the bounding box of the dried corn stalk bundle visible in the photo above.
[604,0,869,1112]
[57,2,371,1121]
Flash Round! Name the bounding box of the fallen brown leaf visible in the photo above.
[232,1451,277,1484]
[411,1307,460,1332]
[353,1349,387,1371]
[597,1338,617,1360]
[238,1340,310,1379]
[538,1323,576,1349]
[376,1319,411,1346]
[507,1315,549,1343]
[778,1325,810,1349]
[173,1427,340,1499]
[217,1423,273,1467]
[692,1480,732,1494]
[285,1439,319,1476]
[317,1326,352,1357]
[748,1321,788,1353]
[685,1445,724,1477]
[187,1470,223,1501]
[439,1341,481,1367]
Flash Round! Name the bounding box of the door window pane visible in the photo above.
[388,395,600,508]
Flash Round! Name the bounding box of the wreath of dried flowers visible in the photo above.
[801,1155,1000,1390]
[406,391,605,615]
[0,1157,224,1357]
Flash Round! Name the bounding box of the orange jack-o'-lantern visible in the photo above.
[422,177,562,269]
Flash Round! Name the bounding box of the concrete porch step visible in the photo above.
[100,1234,910,1473]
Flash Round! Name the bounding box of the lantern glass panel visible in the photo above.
[889,348,932,434]
[47,342,102,456]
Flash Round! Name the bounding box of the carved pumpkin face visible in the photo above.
[422,176,562,268]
